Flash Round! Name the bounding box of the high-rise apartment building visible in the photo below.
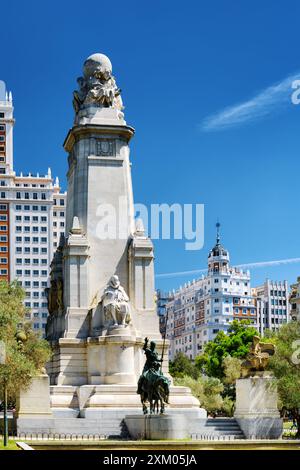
[165,225,257,360]
[0,80,66,336]
[252,280,290,336]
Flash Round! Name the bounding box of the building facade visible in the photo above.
[290,276,300,322]
[165,226,257,360]
[0,80,66,336]
[252,280,290,336]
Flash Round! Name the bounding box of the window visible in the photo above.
[33,248,39,254]
[0,236,7,242]
[1,257,8,264]
[16,192,21,199]
[33,270,39,276]
[0,191,6,197]
[42,313,48,318]
[60,199,65,206]
[33,302,39,308]
[0,215,7,221]
[33,281,39,287]
[0,246,7,252]
[24,205,30,211]
[33,216,38,222]
[41,193,46,200]
[41,216,47,222]
[0,204,7,210]
[33,193,38,199]
[24,216,30,222]
[16,247,22,253]
[24,270,31,276]
[33,237,39,243]
[41,206,47,211]
[0,269,7,275]
[16,226,22,232]
[16,270,22,276]
[15,205,21,211]
[24,247,30,253]
[0,226,7,231]
[32,205,38,211]
[60,212,64,217]
[213,329,219,334]
[34,324,40,330]
[24,237,30,243]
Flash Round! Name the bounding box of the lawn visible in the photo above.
[0,440,19,450]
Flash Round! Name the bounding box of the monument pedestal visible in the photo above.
[16,374,55,434]
[234,373,282,439]
[125,414,188,440]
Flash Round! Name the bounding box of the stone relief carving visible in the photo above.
[101,275,131,327]
[96,139,116,157]
[46,279,64,315]
[73,53,124,113]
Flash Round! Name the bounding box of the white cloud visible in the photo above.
[156,257,300,279]
[201,72,299,131]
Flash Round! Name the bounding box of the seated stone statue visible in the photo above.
[101,275,131,327]
[241,335,275,378]
[137,338,170,414]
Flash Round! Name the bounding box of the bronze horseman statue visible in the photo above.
[137,338,170,414]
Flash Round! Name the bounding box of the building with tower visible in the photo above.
[165,224,257,360]
[0,79,66,336]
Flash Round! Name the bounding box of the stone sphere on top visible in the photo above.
[83,53,112,78]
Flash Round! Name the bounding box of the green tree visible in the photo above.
[174,375,224,414]
[195,320,258,379]
[267,321,300,437]
[0,280,51,403]
[169,352,200,379]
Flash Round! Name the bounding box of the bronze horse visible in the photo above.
[140,374,170,415]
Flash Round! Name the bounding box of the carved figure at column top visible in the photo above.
[101,275,131,328]
[241,335,275,378]
[73,53,124,113]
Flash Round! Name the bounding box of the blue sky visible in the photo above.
[1,0,300,292]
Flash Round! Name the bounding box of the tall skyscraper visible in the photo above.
[0,80,66,336]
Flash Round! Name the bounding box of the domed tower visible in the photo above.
[208,222,230,275]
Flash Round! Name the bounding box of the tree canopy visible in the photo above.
[169,351,200,380]
[0,280,51,403]
[267,321,300,437]
[195,320,258,379]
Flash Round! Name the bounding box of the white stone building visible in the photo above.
[165,226,257,361]
[0,80,66,336]
[252,280,290,336]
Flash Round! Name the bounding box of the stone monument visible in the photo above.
[234,336,282,439]
[16,53,206,437]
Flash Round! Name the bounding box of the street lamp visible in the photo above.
[0,340,7,447]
